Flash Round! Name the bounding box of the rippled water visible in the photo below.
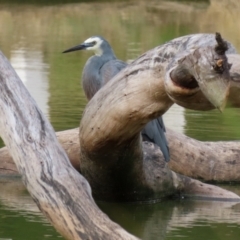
[99,195,240,240]
[1,178,240,240]
[0,178,63,239]
[0,0,240,239]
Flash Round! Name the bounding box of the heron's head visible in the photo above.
[63,36,112,56]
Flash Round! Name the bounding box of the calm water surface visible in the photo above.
[0,0,240,239]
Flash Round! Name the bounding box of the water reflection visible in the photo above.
[98,199,240,240]
[10,49,50,118]
[1,178,240,240]
[100,200,240,240]
[0,178,63,239]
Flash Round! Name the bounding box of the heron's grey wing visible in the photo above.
[100,59,127,85]
[141,117,170,162]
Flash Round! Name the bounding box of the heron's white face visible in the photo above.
[84,37,103,56]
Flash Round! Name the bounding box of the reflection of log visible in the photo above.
[142,200,240,239]
[99,199,240,239]
[0,52,138,239]
[2,178,240,240]
[0,178,40,213]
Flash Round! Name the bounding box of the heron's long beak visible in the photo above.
[197,75,230,112]
[62,42,94,53]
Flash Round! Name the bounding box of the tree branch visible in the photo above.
[0,52,138,239]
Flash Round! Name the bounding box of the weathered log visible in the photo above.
[0,33,239,210]
[2,127,240,183]
[0,52,139,239]
[228,54,240,107]
[167,129,240,182]
[1,31,240,239]
[79,33,240,201]
[2,132,240,202]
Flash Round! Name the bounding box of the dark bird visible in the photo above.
[63,36,170,162]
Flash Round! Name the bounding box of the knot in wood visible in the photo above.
[26,133,33,143]
[213,56,230,74]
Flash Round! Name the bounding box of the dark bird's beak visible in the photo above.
[62,42,94,53]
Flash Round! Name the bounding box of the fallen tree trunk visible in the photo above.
[0,52,139,239]
[2,127,240,183]
[167,129,240,182]
[2,127,240,201]
[78,33,240,201]
[1,34,240,239]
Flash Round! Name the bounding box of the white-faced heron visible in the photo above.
[63,36,170,162]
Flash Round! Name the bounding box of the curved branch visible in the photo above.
[79,34,239,201]
[167,129,240,182]
[2,127,240,183]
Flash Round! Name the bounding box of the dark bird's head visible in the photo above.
[62,36,114,57]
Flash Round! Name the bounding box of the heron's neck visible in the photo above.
[82,57,105,100]
[94,48,103,56]
[95,48,116,59]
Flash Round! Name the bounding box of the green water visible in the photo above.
[0,0,240,239]
[1,178,240,240]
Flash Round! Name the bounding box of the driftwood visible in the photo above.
[78,33,238,201]
[0,52,139,239]
[2,127,240,183]
[76,34,240,201]
[1,33,240,238]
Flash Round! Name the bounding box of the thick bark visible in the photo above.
[0,128,81,174]
[167,129,240,182]
[0,52,139,239]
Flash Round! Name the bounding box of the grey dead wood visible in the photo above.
[0,51,139,240]
[2,127,240,184]
[78,34,240,201]
[0,34,240,208]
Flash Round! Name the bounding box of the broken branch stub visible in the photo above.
[165,33,232,111]
[215,32,229,56]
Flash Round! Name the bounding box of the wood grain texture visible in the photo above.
[79,34,239,201]
[0,52,138,240]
